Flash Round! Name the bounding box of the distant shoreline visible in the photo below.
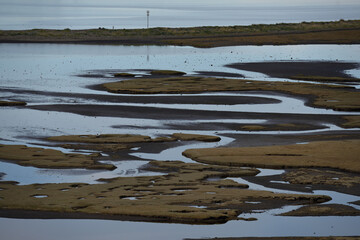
[0,20,360,48]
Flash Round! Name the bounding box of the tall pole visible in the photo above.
[147,10,150,28]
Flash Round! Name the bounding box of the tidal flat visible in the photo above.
[0,43,359,239]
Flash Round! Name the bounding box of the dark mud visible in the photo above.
[29,103,343,123]
[195,71,245,78]
[0,88,280,106]
[223,131,360,148]
[226,61,359,78]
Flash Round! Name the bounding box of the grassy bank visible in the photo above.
[0,20,359,47]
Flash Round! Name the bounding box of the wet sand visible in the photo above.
[29,103,343,121]
[226,61,359,79]
[1,88,280,106]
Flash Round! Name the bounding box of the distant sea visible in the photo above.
[0,0,360,30]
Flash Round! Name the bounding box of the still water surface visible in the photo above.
[1,44,359,93]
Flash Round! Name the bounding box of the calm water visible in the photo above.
[1,215,359,240]
[1,43,359,93]
[0,0,360,30]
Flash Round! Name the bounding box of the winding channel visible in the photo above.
[1,44,360,239]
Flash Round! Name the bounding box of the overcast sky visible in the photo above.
[1,0,359,29]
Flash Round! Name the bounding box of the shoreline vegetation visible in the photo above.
[0,101,26,106]
[0,20,359,47]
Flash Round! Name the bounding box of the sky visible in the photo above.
[0,0,359,29]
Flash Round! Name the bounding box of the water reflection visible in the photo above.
[147,45,150,62]
[0,44,359,94]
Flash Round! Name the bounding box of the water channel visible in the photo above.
[0,43,359,239]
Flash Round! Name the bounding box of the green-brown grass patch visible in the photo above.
[183,140,360,173]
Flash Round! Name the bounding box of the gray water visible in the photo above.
[0,0,360,30]
[1,43,359,94]
[0,214,358,240]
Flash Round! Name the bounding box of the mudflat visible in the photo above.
[0,42,359,239]
[226,61,360,79]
